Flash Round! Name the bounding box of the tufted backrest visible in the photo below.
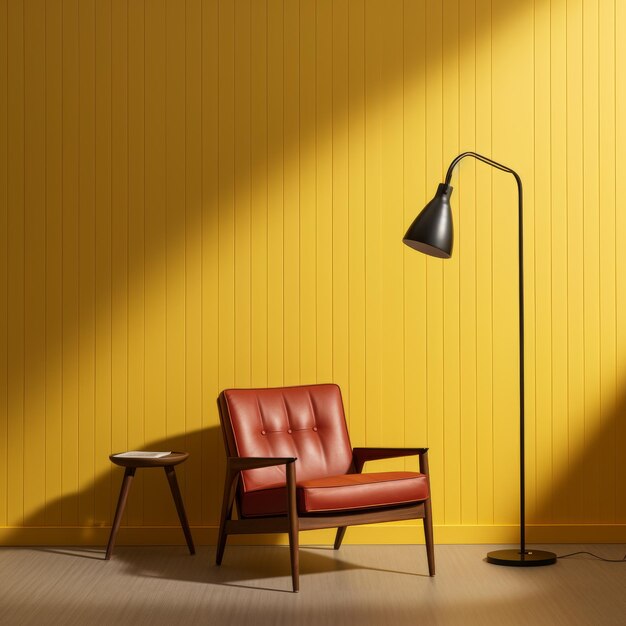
[218,384,354,493]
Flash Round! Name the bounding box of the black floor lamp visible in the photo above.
[403,151,557,567]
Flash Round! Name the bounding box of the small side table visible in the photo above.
[106,451,196,560]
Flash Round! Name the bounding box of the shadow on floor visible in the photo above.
[32,543,432,593]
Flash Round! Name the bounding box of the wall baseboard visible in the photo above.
[1,524,625,546]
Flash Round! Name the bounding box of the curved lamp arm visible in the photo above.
[444,150,522,189]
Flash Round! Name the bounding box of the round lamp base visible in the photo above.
[486,549,557,567]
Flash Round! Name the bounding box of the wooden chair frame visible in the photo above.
[216,448,434,592]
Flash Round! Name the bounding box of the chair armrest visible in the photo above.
[227,456,297,473]
[352,447,429,473]
[218,457,298,537]
[223,457,299,524]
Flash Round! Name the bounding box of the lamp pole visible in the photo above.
[404,151,556,567]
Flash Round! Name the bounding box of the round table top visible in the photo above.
[109,451,189,468]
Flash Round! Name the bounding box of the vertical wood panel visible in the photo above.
[299,0,316,383]
[110,0,129,520]
[566,0,585,524]
[144,0,167,525]
[0,0,8,528]
[316,0,333,384]
[549,0,569,524]
[23,0,46,526]
[533,0,553,523]
[474,0,493,527]
[615,0,626,524]
[217,0,235,398]
[347,0,366,445]
[126,0,146,526]
[110,0,130,451]
[331,0,349,417]
[164,0,186,525]
[403,0,427,469]
[364,0,383,448]
[266,0,284,387]
[597,0,616,523]
[380,0,404,468]
[233,0,251,388]
[424,0,445,523]
[201,0,220,524]
[250,0,269,387]
[441,0,461,524]
[77,0,96,527]
[283,0,300,386]
[458,0,477,525]
[7,0,25,529]
[45,0,63,526]
[185,0,203,525]
[582,0,601,523]
[93,0,112,527]
[61,0,80,526]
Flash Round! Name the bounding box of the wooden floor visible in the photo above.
[2,544,626,625]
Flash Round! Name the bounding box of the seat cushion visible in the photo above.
[240,471,429,517]
[298,471,429,514]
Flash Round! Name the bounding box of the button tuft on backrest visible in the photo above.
[220,384,354,493]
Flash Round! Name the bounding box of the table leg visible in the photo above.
[106,467,136,560]
[164,466,196,555]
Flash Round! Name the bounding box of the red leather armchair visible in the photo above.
[216,384,434,592]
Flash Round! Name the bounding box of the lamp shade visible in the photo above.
[403,183,453,258]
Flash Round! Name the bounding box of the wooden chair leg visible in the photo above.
[423,499,435,576]
[106,467,136,560]
[334,526,347,550]
[286,462,299,593]
[164,466,196,555]
[419,450,435,576]
[216,469,238,565]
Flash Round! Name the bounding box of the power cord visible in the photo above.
[557,551,626,563]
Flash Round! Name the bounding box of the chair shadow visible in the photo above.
[98,544,431,593]
[10,426,226,549]
[13,422,431,592]
[32,547,106,561]
[11,353,434,592]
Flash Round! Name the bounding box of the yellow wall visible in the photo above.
[2,0,626,546]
